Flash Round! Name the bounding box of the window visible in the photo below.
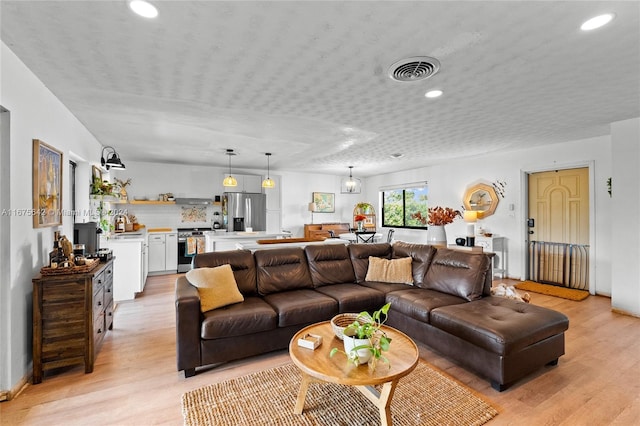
[69,160,76,213]
[381,185,428,229]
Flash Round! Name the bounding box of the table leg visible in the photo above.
[355,379,399,426]
[294,372,312,414]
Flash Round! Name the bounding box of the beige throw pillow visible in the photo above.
[186,264,244,312]
[365,256,413,284]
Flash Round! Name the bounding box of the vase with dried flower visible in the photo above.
[411,206,461,247]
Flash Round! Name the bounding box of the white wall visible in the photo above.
[611,118,640,316]
[0,42,103,394]
[364,135,614,296]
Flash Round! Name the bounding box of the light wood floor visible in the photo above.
[2,274,639,425]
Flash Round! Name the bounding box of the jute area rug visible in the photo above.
[515,281,590,301]
[181,361,498,426]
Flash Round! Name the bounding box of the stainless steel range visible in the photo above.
[177,228,205,273]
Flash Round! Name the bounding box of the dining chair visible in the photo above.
[387,229,395,243]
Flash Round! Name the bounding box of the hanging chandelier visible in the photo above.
[341,166,361,194]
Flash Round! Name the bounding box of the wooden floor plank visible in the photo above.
[1,275,639,425]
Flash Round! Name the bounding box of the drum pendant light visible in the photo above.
[262,153,275,189]
[223,149,237,187]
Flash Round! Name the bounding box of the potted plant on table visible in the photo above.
[330,303,392,370]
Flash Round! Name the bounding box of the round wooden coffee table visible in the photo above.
[289,321,419,426]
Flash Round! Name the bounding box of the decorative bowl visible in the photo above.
[331,313,370,340]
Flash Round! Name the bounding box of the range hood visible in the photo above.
[174,198,213,205]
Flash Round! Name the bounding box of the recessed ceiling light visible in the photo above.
[129,0,158,18]
[580,13,614,31]
[425,90,443,98]
[390,153,404,159]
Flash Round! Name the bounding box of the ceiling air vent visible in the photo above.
[388,56,441,82]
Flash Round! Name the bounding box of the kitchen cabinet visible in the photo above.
[101,237,145,301]
[265,176,282,233]
[148,232,178,274]
[165,233,178,271]
[223,174,263,193]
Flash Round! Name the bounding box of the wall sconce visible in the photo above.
[223,149,237,187]
[100,146,126,170]
[341,166,361,194]
[308,202,317,224]
[261,153,275,189]
[463,210,478,246]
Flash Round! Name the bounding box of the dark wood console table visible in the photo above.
[31,258,114,383]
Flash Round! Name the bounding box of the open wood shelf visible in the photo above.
[129,200,176,205]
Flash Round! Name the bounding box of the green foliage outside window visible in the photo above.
[382,186,428,228]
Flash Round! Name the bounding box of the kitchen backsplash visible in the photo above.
[125,204,221,230]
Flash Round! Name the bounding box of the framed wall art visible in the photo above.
[312,192,335,213]
[92,165,102,182]
[32,139,63,228]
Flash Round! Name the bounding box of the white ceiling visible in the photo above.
[1,1,639,177]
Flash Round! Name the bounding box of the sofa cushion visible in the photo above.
[201,297,277,339]
[263,289,338,327]
[424,249,490,301]
[386,288,467,323]
[430,297,570,355]
[193,250,257,296]
[186,265,245,312]
[348,243,392,283]
[392,241,437,287]
[365,256,413,284]
[304,244,356,287]
[315,284,386,313]
[254,248,314,295]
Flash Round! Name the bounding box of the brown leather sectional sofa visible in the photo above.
[175,241,569,391]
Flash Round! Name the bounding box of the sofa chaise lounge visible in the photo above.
[175,241,569,391]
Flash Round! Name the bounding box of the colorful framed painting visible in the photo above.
[32,139,63,228]
[312,192,335,213]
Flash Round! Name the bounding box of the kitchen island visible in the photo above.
[203,230,290,252]
[236,238,347,251]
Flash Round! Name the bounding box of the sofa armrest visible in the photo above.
[175,276,201,375]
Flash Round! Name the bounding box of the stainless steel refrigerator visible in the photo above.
[223,193,267,232]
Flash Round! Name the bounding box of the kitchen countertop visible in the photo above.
[203,231,289,240]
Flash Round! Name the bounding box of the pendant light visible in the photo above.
[341,166,361,193]
[223,149,237,187]
[262,153,275,189]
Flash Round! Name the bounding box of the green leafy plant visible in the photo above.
[90,175,115,196]
[330,303,392,370]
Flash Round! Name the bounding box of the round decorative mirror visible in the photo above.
[463,183,499,219]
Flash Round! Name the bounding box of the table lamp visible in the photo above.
[463,210,478,246]
[308,202,317,224]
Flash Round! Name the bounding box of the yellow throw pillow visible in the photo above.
[365,256,413,284]
[186,264,244,312]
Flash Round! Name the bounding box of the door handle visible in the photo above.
[528,230,534,234]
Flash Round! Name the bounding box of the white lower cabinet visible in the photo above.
[165,233,178,271]
[148,232,178,274]
[100,238,144,301]
[148,234,166,272]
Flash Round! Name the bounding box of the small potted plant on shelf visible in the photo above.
[113,178,132,202]
[330,303,392,371]
[356,202,372,214]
